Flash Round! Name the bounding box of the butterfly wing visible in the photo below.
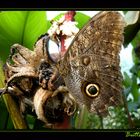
[57,11,126,116]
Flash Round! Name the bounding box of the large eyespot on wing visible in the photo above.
[57,11,125,115]
[83,83,100,98]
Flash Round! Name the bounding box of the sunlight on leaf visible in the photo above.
[124,11,140,48]
[75,12,90,29]
[0,11,48,62]
[125,11,140,26]
[22,11,48,49]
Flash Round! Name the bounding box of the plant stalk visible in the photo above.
[0,61,27,129]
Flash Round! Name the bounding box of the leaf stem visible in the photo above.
[122,93,135,128]
[2,94,28,129]
[0,61,27,129]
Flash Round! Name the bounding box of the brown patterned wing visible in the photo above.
[57,11,126,116]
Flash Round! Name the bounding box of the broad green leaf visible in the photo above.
[124,11,140,26]
[0,11,28,62]
[75,12,90,29]
[131,30,140,48]
[22,11,48,49]
[124,11,140,47]
[123,72,132,87]
[0,11,48,62]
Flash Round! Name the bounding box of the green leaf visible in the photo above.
[3,94,28,129]
[6,115,14,129]
[124,11,140,48]
[25,114,36,129]
[133,119,140,128]
[22,11,48,49]
[124,11,140,26]
[74,105,90,129]
[123,72,132,87]
[0,96,9,129]
[0,11,48,62]
[52,12,65,21]
[0,11,27,62]
[128,102,138,112]
[0,61,5,88]
[123,11,128,15]
[75,12,90,29]
[0,62,10,129]
[131,30,140,48]
[50,11,90,30]
[131,75,139,102]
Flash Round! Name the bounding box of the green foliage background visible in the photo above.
[0,11,140,130]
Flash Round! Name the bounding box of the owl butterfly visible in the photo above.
[0,11,125,127]
[55,11,126,116]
